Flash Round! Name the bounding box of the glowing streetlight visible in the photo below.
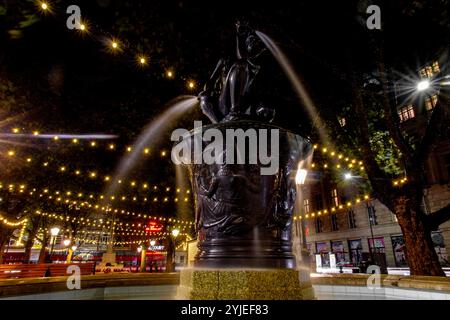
[417,79,430,92]
[41,2,48,10]
[295,169,308,185]
[171,229,180,238]
[49,227,60,262]
[50,227,60,237]
[344,172,353,180]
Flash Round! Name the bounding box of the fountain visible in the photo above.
[175,21,315,300]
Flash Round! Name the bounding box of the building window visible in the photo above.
[419,68,427,78]
[331,214,339,231]
[303,199,310,214]
[347,209,357,228]
[367,204,378,226]
[331,189,339,207]
[398,105,415,122]
[368,237,385,254]
[338,117,346,127]
[425,94,438,111]
[426,66,433,78]
[315,217,323,233]
[432,61,440,73]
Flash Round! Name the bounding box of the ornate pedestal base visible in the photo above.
[176,268,315,300]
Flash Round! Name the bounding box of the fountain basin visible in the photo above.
[173,120,311,269]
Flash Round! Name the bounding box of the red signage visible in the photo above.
[145,221,163,233]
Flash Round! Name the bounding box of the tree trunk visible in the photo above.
[0,242,6,264]
[24,236,34,264]
[165,237,175,272]
[394,196,445,276]
[38,234,49,264]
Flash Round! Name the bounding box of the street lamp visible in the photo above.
[294,169,310,270]
[417,79,430,92]
[49,227,60,262]
[344,172,352,180]
[171,229,180,238]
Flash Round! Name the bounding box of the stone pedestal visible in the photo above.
[176,268,315,300]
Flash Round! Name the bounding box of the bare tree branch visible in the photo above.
[426,202,450,230]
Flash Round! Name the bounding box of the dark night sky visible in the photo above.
[0,0,448,219]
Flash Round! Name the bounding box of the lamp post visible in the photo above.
[137,245,146,272]
[148,240,156,272]
[295,169,310,270]
[49,227,60,262]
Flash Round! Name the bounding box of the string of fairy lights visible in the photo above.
[309,143,408,187]
[0,2,410,241]
[1,182,192,207]
[34,1,197,90]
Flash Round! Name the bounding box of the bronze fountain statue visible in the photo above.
[175,21,312,270]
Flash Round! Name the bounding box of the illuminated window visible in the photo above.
[339,117,346,127]
[398,105,415,122]
[303,199,310,214]
[425,94,438,111]
[432,61,440,73]
[331,189,339,207]
[426,66,433,78]
[419,68,427,78]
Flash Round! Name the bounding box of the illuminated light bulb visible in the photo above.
[188,81,195,89]
[109,144,115,150]
[41,2,48,10]
[7,150,15,156]
[79,23,86,31]
[126,146,132,152]
[322,148,327,153]
[111,41,118,49]
[313,144,318,149]
[33,131,39,136]
[75,170,80,175]
[12,128,19,133]
[166,187,170,192]
[60,166,66,172]
[72,138,78,144]
[143,148,150,154]
[90,141,96,147]
[104,176,110,181]
[139,56,146,65]
[166,70,173,78]
[143,184,148,189]
[53,136,59,140]
[90,172,97,178]
[118,180,122,184]
[43,162,48,167]
[161,151,167,157]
